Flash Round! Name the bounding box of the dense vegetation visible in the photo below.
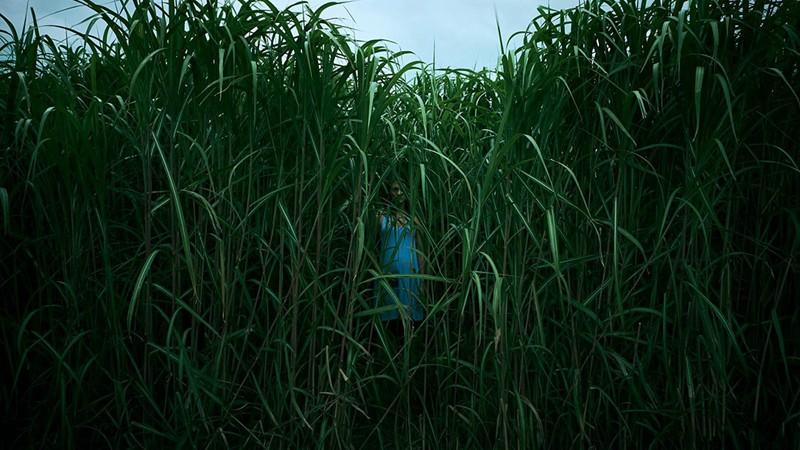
[1,0,798,447]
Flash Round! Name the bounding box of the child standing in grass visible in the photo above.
[375,180,425,334]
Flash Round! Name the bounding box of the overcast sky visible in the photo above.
[2,0,580,69]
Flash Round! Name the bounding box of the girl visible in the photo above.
[375,181,424,328]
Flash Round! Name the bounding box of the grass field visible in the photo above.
[1,0,799,447]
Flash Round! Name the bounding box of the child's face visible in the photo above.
[391,182,405,204]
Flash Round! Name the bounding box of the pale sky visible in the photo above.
[2,0,580,69]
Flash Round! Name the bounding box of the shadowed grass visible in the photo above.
[1,0,798,448]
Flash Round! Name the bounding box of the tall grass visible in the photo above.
[1,0,798,447]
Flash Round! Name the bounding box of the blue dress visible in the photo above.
[376,215,423,321]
